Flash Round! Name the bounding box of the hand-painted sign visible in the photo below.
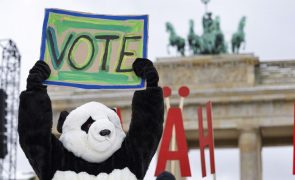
[40,9,148,89]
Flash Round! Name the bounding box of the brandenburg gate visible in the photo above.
[49,54,294,180]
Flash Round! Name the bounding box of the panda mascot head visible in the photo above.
[57,101,125,163]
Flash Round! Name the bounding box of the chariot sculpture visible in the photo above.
[166,0,246,56]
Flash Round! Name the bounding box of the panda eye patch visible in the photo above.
[81,116,95,133]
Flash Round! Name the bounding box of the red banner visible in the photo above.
[115,107,123,125]
[198,102,216,177]
[155,107,191,177]
[293,102,295,175]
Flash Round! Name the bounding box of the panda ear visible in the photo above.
[110,107,117,113]
[57,111,69,133]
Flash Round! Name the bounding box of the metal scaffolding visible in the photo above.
[0,39,21,180]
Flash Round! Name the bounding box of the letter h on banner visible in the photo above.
[198,102,216,177]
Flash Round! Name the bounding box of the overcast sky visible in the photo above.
[1,0,295,179]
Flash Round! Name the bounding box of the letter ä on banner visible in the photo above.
[155,107,191,177]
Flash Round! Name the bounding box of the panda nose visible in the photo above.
[99,129,111,136]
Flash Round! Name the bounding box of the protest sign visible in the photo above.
[40,9,148,89]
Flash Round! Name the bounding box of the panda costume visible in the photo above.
[18,58,164,180]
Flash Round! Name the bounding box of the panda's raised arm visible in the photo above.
[132,58,159,88]
[123,58,164,179]
[18,61,62,180]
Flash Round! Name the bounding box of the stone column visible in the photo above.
[239,129,262,180]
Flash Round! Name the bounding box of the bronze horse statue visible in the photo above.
[187,19,202,55]
[231,16,246,53]
[187,14,227,55]
[212,16,227,54]
[166,22,185,56]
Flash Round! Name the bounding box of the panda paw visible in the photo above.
[26,61,51,91]
[132,58,159,87]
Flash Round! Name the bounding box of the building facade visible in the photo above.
[48,54,295,180]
